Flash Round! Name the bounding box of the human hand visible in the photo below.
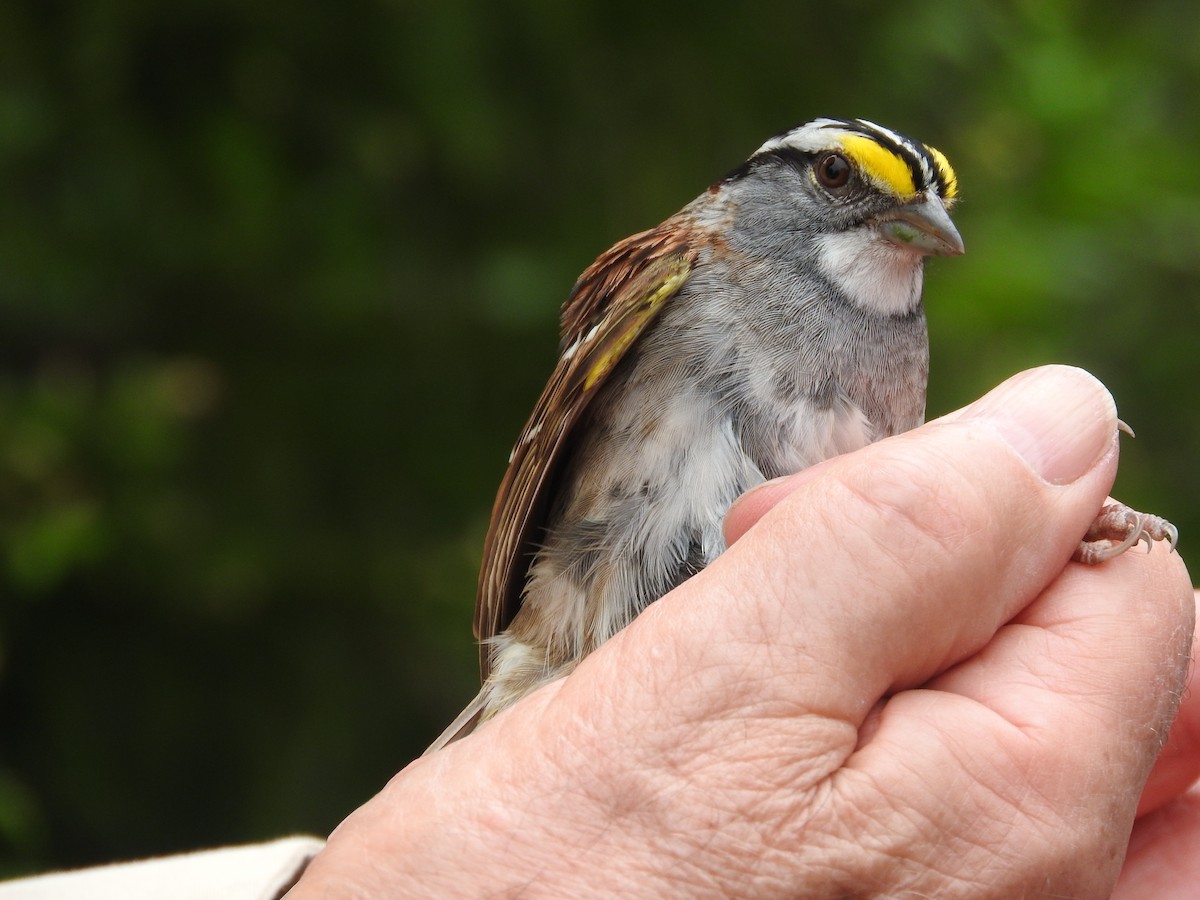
[1112,588,1200,898]
[289,366,1194,898]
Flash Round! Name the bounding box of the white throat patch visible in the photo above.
[816,228,926,316]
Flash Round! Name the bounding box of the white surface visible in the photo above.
[0,836,325,900]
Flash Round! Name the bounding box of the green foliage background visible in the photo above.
[1,0,1197,876]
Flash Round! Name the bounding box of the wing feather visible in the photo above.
[473,223,697,678]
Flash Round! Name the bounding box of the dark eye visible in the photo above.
[815,152,852,190]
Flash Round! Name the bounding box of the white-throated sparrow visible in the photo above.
[427,117,1176,752]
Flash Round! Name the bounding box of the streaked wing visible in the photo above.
[474,223,697,678]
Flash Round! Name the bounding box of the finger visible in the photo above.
[918,536,1192,804]
[826,510,1192,896]
[1137,588,1200,817]
[677,366,1124,724]
[725,364,1119,549]
[724,459,837,546]
[1115,784,1200,899]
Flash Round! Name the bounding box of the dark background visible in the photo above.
[1,0,1197,876]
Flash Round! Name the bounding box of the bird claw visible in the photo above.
[1073,503,1179,565]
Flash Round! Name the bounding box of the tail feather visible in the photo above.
[422,689,488,756]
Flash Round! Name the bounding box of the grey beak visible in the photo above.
[878,194,964,257]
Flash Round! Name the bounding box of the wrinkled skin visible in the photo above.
[290,367,1197,900]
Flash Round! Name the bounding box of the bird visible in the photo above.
[426,117,1176,753]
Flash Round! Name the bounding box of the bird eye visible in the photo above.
[815,152,852,190]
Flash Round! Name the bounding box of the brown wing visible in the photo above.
[473,223,697,679]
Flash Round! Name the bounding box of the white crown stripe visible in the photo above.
[855,118,908,149]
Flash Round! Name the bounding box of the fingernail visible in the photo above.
[957,366,1117,485]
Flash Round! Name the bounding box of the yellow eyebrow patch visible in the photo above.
[925,144,958,204]
[839,134,917,199]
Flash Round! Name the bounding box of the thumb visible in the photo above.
[724,365,1117,547]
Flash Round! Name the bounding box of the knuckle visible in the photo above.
[821,441,988,567]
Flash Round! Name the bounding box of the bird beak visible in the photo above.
[877,194,964,257]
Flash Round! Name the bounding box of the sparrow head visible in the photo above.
[717,117,963,315]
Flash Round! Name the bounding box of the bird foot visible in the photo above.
[1073,502,1179,565]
